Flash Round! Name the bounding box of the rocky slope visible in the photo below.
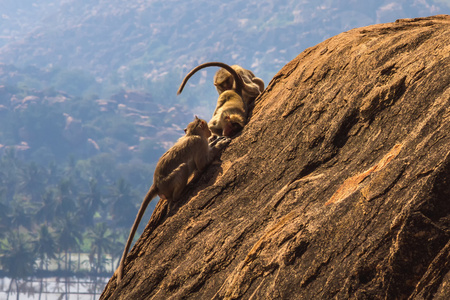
[101,15,450,299]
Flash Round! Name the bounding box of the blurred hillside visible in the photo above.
[1,0,449,101]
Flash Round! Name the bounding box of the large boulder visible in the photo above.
[101,15,450,299]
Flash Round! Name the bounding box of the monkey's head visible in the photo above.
[214,69,234,93]
[185,116,212,138]
[221,115,245,137]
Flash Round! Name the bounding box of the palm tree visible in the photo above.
[107,178,138,228]
[34,189,57,225]
[0,232,36,300]
[55,214,82,300]
[109,229,127,273]
[32,225,57,300]
[77,178,103,228]
[56,214,82,273]
[54,178,76,217]
[32,225,57,271]
[86,222,114,274]
[52,179,77,273]
[7,198,33,232]
[17,162,47,202]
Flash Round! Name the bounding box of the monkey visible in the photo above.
[215,111,246,137]
[207,88,246,137]
[116,116,230,283]
[214,65,265,106]
[177,62,249,138]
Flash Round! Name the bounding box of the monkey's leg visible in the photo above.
[170,163,191,206]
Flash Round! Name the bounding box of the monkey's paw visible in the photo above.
[214,136,231,148]
[209,135,231,147]
[208,135,219,144]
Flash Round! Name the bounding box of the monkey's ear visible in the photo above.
[184,128,187,133]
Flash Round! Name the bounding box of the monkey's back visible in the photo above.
[216,90,246,114]
[154,135,208,182]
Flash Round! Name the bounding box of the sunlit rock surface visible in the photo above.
[101,15,450,299]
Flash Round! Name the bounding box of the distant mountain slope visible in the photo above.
[1,0,448,98]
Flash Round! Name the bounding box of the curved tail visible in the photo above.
[177,62,244,96]
[117,185,159,283]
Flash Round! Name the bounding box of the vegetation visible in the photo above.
[0,71,193,280]
[0,59,217,290]
[0,145,137,278]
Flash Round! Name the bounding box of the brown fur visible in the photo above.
[116,117,229,283]
[208,90,246,136]
[214,65,265,107]
[177,62,248,137]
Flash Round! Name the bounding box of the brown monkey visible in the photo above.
[207,89,246,137]
[117,117,230,283]
[177,62,247,137]
[214,65,265,106]
[218,112,246,137]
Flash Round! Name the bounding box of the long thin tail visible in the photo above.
[177,62,244,96]
[117,185,158,283]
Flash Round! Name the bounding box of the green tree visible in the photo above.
[56,214,82,272]
[18,162,47,202]
[35,189,57,225]
[54,178,76,218]
[0,232,36,300]
[107,178,138,228]
[109,230,127,272]
[32,225,57,271]
[7,198,33,231]
[87,222,114,274]
[32,225,57,300]
[77,178,103,227]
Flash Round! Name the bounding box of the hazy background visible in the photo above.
[0,0,449,296]
[2,1,449,98]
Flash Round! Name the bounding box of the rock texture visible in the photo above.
[101,15,450,299]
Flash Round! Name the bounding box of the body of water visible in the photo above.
[0,276,110,300]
